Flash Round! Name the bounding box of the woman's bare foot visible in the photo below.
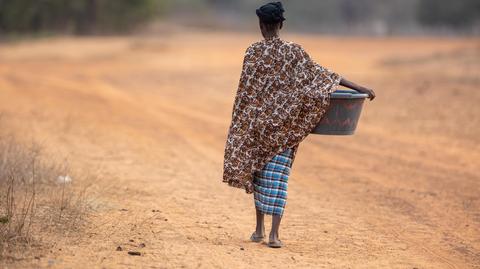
[250,230,265,242]
[268,231,283,248]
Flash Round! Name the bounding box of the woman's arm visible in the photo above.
[340,78,376,101]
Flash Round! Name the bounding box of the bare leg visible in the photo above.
[251,208,265,242]
[268,214,282,248]
[255,208,265,237]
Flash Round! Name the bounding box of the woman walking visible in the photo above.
[223,2,375,248]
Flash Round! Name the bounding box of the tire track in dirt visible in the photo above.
[129,91,470,268]
[1,34,479,268]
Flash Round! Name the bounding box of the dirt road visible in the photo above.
[0,31,479,268]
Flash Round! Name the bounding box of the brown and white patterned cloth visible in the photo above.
[223,36,341,194]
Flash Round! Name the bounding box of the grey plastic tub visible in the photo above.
[311,89,368,135]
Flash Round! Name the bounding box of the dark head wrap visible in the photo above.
[256,2,286,24]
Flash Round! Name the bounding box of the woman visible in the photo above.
[223,1,375,248]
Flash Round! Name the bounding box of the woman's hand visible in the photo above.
[359,87,376,101]
[339,78,376,101]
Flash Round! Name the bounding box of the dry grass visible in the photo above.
[0,118,91,260]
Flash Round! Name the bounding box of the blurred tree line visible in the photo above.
[0,0,478,35]
[418,0,480,28]
[208,0,479,34]
[0,0,164,35]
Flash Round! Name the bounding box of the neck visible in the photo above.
[263,33,279,40]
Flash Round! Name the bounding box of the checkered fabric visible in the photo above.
[253,148,295,216]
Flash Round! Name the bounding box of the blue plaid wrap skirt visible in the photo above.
[253,148,296,216]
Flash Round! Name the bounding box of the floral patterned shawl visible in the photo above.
[223,36,341,193]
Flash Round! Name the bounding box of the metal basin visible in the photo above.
[311,89,368,135]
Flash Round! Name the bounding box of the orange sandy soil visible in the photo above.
[0,31,479,268]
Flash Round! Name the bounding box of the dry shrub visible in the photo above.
[0,130,90,259]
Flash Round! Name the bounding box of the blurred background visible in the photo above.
[1,1,479,268]
[0,0,479,37]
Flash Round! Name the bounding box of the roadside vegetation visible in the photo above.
[0,119,91,260]
[0,0,478,37]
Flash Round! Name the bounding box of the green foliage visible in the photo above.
[95,0,162,33]
[0,0,165,35]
